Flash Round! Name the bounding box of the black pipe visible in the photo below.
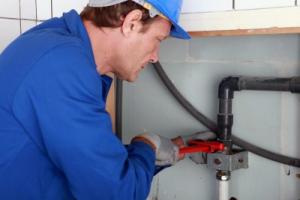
[217,77,240,152]
[218,76,300,97]
[152,61,300,168]
[217,99,233,153]
[218,76,300,154]
[115,78,123,140]
[238,76,300,92]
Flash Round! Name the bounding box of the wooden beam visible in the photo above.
[189,27,300,37]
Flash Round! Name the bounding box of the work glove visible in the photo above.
[173,131,216,164]
[132,133,181,166]
[175,131,216,146]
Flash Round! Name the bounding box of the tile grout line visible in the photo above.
[35,0,38,25]
[19,0,22,34]
[51,0,53,18]
[0,16,44,22]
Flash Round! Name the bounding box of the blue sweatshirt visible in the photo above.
[0,10,155,200]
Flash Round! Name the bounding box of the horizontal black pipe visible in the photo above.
[219,76,300,99]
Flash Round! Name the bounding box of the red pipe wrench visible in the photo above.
[179,140,225,154]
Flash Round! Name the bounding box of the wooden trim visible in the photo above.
[180,7,300,36]
[189,27,300,37]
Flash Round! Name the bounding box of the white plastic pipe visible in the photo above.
[218,180,229,200]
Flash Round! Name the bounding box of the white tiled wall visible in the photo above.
[0,0,90,52]
[182,0,232,13]
[36,0,52,20]
[21,20,36,33]
[52,0,87,17]
[235,0,295,10]
[20,0,36,19]
[0,19,20,51]
[0,0,19,18]
[181,0,297,13]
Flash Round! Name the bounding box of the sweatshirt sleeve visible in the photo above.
[12,44,155,200]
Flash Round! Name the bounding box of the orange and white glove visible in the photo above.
[132,133,181,166]
[173,131,217,164]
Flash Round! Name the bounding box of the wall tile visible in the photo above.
[21,20,36,33]
[0,19,20,52]
[235,0,295,10]
[182,0,233,13]
[52,0,88,17]
[36,0,52,20]
[0,0,19,18]
[20,0,36,19]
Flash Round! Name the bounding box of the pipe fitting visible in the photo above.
[216,170,231,181]
[218,77,240,99]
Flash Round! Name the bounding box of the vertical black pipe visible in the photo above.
[115,78,123,140]
[218,77,240,153]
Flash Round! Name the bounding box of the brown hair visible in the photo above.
[80,1,154,28]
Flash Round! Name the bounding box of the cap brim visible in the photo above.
[170,22,191,40]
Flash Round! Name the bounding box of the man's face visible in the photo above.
[115,16,171,82]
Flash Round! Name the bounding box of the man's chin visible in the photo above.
[127,73,139,82]
[116,71,139,82]
[127,76,138,82]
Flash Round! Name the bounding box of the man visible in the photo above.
[0,0,190,199]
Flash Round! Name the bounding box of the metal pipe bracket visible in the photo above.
[207,150,249,171]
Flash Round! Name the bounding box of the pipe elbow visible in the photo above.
[218,77,240,99]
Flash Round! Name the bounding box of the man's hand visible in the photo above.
[173,131,217,164]
[170,136,185,160]
[131,131,216,166]
[132,133,182,166]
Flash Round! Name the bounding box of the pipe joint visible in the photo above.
[218,77,240,99]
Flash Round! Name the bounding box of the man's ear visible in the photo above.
[121,9,144,37]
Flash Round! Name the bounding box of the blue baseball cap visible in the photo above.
[89,0,191,40]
